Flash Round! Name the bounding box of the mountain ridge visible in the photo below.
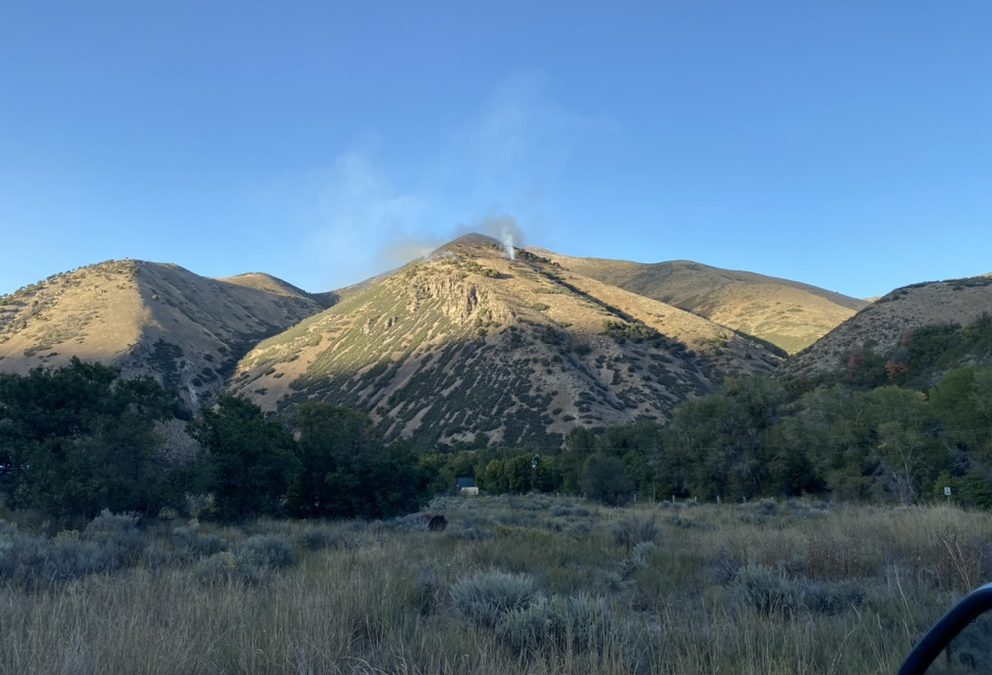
[786,275,992,378]
[0,259,325,408]
[3,238,934,448]
[534,250,867,354]
[230,237,783,448]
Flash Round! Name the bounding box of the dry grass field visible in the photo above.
[1,495,989,673]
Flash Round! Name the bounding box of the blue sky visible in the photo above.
[1,2,990,299]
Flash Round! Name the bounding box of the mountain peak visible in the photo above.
[431,233,505,256]
[0,260,325,409]
[231,240,782,448]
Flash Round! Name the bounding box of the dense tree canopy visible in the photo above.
[190,395,300,520]
[0,358,179,518]
[287,402,427,518]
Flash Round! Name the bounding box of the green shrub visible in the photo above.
[732,562,806,616]
[44,536,118,582]
[411,567,444,615]
[194,551,239,584]
[297,525,339,551]
[610,514,662,548]
[235,534,295,570]
[83,510,147,566]
[451,570,540,627]
[496,595,554,653]
[556,592,616,651]
[0,512,152,587]
[194,534,297,585]
[803,578,867,614]
[171,526,226,559]
[496,592,618,655]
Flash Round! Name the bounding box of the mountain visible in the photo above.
[0,259,325,408]
[230,235,783,448]
[217,272,333,308]
[535,252,867,354]
[787,275,992,377]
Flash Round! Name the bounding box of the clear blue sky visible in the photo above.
[1,2,990,299]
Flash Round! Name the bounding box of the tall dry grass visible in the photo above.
[1,496,989,673]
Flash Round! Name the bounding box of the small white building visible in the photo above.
[455,477,479,496]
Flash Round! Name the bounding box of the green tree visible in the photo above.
[867,387,941,504]
[287,403,428,518]
[595,421,665,498]
[0,358,178,519]
[560,427,597,493]
[663,376,786,501]
[287,403,374,517]
[189,395,300,520]
[794,385,944,504]
[580,453,635,506]
[929,367,992,455]
[482,455,532,493]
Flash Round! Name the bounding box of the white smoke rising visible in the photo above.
[476,216,524,260]
[482,216,523,260]
[374,216,526,268]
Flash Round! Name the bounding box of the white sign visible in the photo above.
[944,486,952,497]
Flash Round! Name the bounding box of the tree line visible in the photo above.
[425,315,992,507]
[1,314,990,521]
[0,358,428,523]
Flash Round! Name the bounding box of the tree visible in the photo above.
[580,454,635,506]
[287,403,374,518]
[287,403,428,518]
[663,376,786,501]
[867,387,940,505]
[560,428,597,493]
[0,358,178,519]
[482,455,532,494]
[189,395,300,520]
[363,439,431,517]
[595,421,665,497]
[794,385,944,504]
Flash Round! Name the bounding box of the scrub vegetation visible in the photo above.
[0,495,987,674]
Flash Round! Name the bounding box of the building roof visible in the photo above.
[455,477,477,489]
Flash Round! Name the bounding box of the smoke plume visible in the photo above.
[481,216,524,260]
[375,216,527,269]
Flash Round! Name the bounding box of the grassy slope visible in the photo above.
[788,275,992,377]
[217,272,337,309]
[231,239,782,447]
[538,252,866,354]
[0,496,985,674]
[0,260,325,408]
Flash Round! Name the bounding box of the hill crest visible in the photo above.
[533,250,867,353]
[0,259,325,408]
[787,275,992,377]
